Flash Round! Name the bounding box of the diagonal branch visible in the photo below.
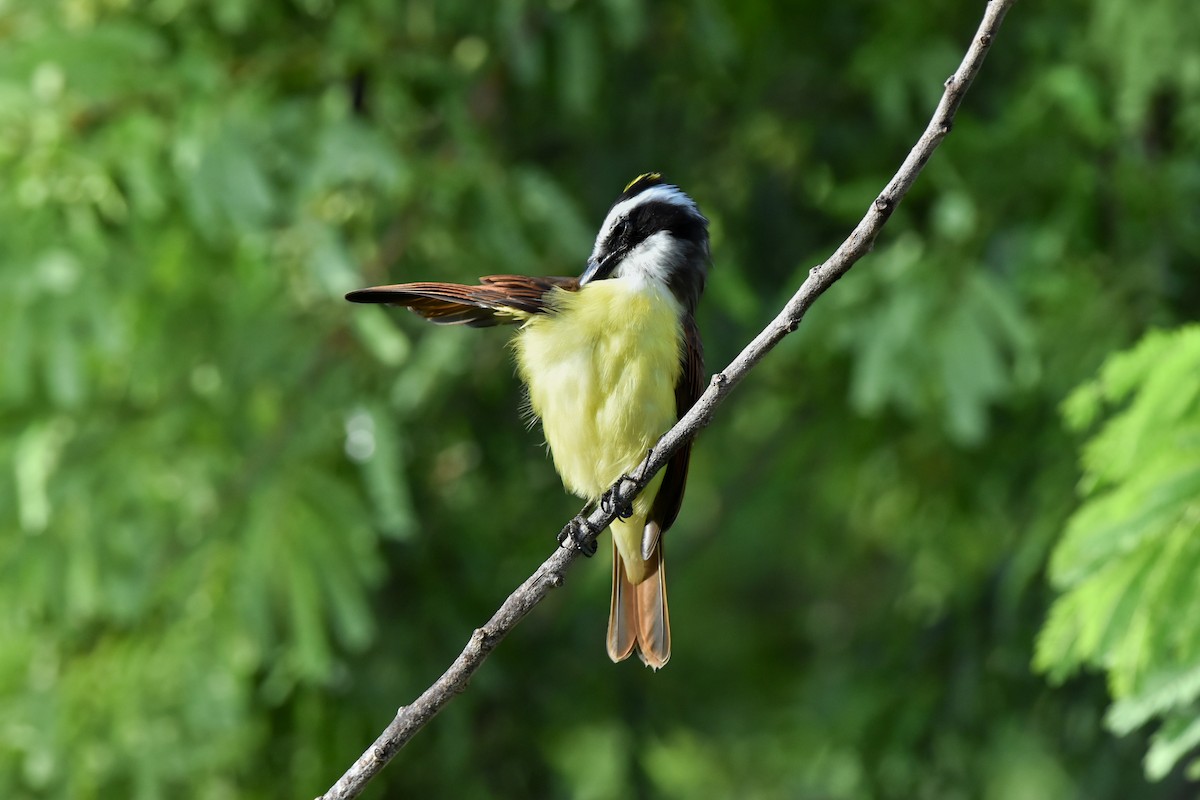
[318,2,1017,797]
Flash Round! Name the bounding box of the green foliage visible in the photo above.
[815,233,1038,445]
[1037,326,1200,780]
[0,0,1197,797]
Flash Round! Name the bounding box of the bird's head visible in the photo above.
[580,173,710,314]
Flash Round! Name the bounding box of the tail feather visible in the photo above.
[607,539,671,669]
[607,541,638,663]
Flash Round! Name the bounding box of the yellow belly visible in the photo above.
[513,279,683,505]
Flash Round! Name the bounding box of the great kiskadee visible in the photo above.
[347,173,709,669]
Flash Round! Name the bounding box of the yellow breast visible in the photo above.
[513,278,684,502]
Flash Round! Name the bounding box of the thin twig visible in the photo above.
[318,2,1017,796]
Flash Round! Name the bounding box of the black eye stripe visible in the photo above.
[629,203,703,242]
[605,217,637,253]
[598,198,707,264]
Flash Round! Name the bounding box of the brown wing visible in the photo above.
[646,313,704,549]
[346,275,580,328]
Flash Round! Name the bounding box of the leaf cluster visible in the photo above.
[1038,327,1200,780]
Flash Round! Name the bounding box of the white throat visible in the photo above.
[610,231,683,295]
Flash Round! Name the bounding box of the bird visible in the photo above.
[346,173,709,669]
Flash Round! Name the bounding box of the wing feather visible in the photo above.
[346,275,579,327]
[645,313,704,554]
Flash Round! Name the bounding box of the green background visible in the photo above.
[2,0,1199,797]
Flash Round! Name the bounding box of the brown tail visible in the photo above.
[607,539,671,669]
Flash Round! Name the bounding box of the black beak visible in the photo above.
[580,252,616,286]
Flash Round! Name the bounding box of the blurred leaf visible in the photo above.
[1037,325,1200,780]
[1147,714,1200,781]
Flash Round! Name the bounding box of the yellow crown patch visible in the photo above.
[623,172,663,192]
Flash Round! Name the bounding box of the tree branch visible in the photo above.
[318,2,1017,797]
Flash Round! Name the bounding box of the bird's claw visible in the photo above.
[600,476,635,521]
[557,517,598,557]
[600,449,655,521]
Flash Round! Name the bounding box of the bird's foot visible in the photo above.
[557,516,598,557]
[599,449,654,522]
[600,477,636,521]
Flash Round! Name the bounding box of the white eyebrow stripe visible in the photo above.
[591,185,699,259]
